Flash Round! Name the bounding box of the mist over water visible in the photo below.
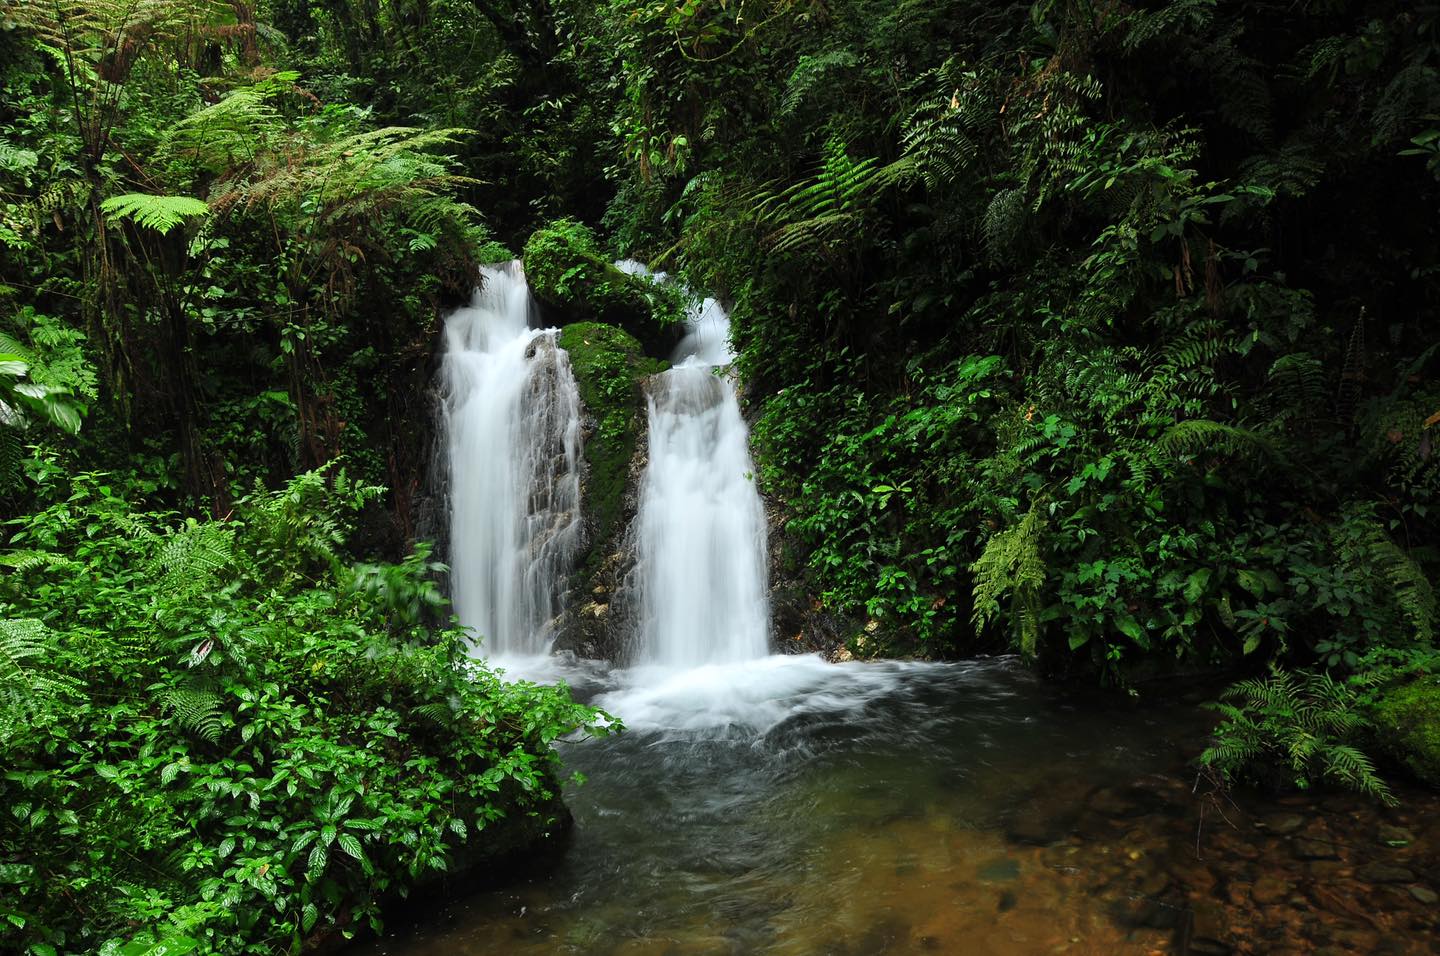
[440,262,583,656]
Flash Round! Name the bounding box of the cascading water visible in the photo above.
[440,262,583,657]
[627,287,770,667]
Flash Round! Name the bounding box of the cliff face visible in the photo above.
[551,322,663,663]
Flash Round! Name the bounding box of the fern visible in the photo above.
[971,503,1047,656]
[1154,419,1276,464]
[153,520,235,597]
[1122,0,1216,52]
[100,193,210,235]
[780,49,859,117]
[161,685,226,743]
[0,618,77,743]
[1332,505,1436,644]
[1201,668,1395,804]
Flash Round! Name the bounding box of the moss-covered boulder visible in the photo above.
[523,219,686,354]
[1372,676,1440,787]
[560,321,667,573]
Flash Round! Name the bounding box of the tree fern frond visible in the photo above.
[100,193,210,235]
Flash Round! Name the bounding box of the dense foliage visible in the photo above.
[586,0,1440,683]
[4,2,1440,948]
[1,465,603,953]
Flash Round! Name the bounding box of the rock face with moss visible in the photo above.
[553,321,667,659]
[1372,677,1440,787]
[523,219,687,356]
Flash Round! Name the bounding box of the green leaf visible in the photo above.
[1183,568,1212,603]
[118,938,199,956]
[100,194,209,235]
[336,833,364,861]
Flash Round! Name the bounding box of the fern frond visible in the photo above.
[1154,419,1276,464]
[100,193,210,235]
[161,685,226,743]
[152,520,234,597]
[971,503,1047,655]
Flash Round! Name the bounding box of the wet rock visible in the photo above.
[1258,813,1306,835]
[1006,809,1071,847]
[1378,824,1415,847]
[1138,866,1170,897]
[1356,862,1417,884]
[1252,874,1291,905]
[1410,885,1439,904]
[1187,901,1233,954]
[977,856,1020,882]
[1304,859,1346,880]
[1292,837,1340,861]
[997,890,1018,912]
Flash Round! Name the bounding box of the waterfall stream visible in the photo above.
[440,262,583,657]
[632,298,770,668]
[409,264,1436,956]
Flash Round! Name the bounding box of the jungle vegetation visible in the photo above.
[2,0,1438,952]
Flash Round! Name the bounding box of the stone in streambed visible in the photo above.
[1356,862,1416,884]
[1378,824,1415,847]
[1292,837,1340,860]
[1186,900,1234,954]
[1257,813,1306,835]
[977,856,1020,882]
[1409,885,1439,904]
[1252,874,1291,905]
[1005,808,1071,846]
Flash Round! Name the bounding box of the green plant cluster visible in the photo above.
[524,219,687,348]
[1199,669,1394,803]
[0,465,606,955]
[558,322,667,568]
[0,5,490,516]
[583,0,1440,687]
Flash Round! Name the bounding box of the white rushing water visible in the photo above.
[631,291,770,668]
[441,262,583,657]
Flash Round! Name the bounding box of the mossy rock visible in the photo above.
[523,219,686,354]
[1371,676,1440,787]
[559,321,667,574]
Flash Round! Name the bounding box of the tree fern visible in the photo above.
[99,193,210,235]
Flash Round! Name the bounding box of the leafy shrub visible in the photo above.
[0,468,609,955]
[523,219,687,345]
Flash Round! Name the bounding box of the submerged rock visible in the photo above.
[1355,862,1416,884]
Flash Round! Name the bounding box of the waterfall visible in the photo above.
[632,295,771,667]
[440,262,583,657]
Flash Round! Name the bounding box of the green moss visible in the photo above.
[523,219,687,350]
[1372,676,1440,787]
[559,322,667,571]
